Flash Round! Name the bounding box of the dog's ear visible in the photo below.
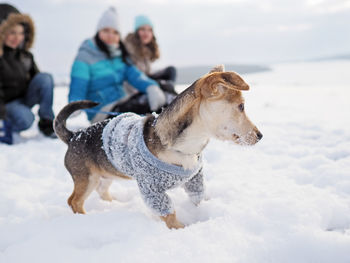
[199,71,249,100]
[209,64,225,73]
[218,72,250,91]
[200,80,227,100]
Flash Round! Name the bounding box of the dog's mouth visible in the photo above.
[232,131,262,145]
[232,133,239,140]
[232,133,241,143]
[232,133,254,145]
[217,129,242,143]
[217,130,256,145]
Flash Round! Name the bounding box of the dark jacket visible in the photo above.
[0,7,37,118]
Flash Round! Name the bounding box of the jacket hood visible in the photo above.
[0,3,20,24]
[75,38,108,63]
[0,12,35,56]
[80,39,102,57]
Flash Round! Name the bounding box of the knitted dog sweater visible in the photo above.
[102,113,204,216]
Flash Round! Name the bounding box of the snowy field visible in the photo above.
[1,61,350,263]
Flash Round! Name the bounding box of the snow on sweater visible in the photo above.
[102,113,204,216]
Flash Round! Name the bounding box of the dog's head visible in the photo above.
[196,65,262,145]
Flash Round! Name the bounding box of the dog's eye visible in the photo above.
[238,103,244,112]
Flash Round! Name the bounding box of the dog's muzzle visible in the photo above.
[235,128,262,145]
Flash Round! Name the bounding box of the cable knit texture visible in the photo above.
[102,113,204,216]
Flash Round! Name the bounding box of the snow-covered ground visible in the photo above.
[1,61,350,263]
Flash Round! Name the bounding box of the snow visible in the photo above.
[1,60,350,263]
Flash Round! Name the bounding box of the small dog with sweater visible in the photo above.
[54,65,262,229]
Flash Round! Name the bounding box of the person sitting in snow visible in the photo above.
[0,3,56,145]
[69,7,167,123]
[111,15,177,114]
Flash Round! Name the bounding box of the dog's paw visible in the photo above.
[99,192,115,202]
[168,220,185,229]
[161,213,185,229]
[165,218,185,229]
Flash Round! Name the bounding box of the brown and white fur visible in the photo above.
[54,65,262,229]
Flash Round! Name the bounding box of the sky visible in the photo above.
[3,0,350,77]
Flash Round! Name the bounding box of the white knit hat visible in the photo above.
[96,7,120,33]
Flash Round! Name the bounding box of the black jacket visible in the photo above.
[0,46,39,118]
[0,5,37,118]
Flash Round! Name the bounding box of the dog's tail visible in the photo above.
[54,100,99,144]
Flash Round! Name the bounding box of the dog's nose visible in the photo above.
[256,131,263,140]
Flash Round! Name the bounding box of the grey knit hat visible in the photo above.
[96,7,120,33]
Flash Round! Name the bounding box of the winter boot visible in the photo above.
[38,119,57,138]
[0,119,13,145]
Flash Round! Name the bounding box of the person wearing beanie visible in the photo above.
[115,14,177,115]
[134,15,153,33]
[69,7,166,122]
[126,15,176,90]
[0,3,56,144]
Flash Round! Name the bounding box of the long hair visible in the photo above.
[134,31,160,61]
[94,33,130,65]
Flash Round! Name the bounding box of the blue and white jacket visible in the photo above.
[69,39,158,120]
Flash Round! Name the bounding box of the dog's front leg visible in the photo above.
[137,178,184,229]
[160,212,184,229]
[146,192,184,229]
[183,168,205,206]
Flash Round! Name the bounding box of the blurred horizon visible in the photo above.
[2,0,350,79]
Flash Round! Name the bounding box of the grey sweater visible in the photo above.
[102,113,204,216]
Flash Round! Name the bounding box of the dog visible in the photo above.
[54,65,262,229]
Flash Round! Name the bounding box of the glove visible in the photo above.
[0,119,13,145]
[146,85,166,112]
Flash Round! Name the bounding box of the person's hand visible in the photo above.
[0,119,13,145]
[146,85,166,112]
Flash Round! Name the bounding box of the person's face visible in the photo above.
[98,27,120,45]
[137,25,153,45]
[5,24,25,49]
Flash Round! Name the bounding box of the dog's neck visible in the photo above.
[155,114,210,170]
[144,84,210,170]
[158,116,209,169]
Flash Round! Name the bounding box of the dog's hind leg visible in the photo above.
[68,174,100,214]
[96,178,114,201]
